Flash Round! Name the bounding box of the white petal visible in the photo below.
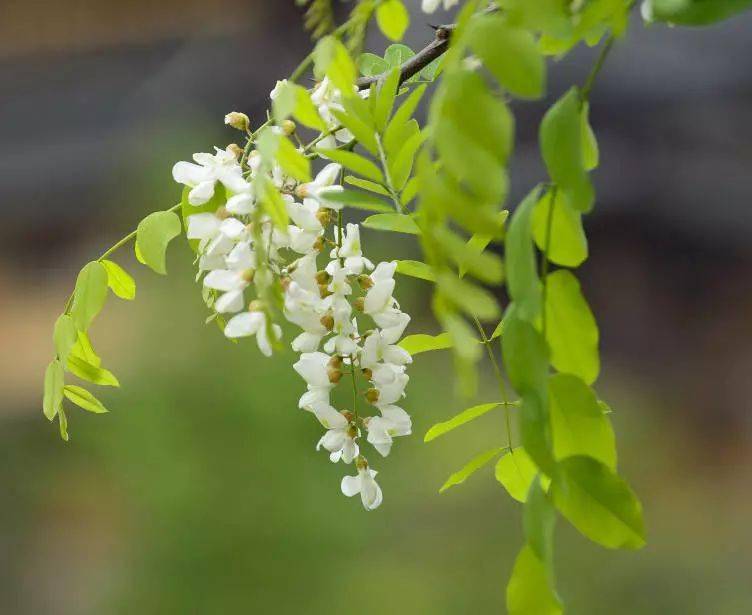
[215,289,245,313]
[226,192,254,214]
[224,312,255,338]
[173,161,209,187]
[341,475,361,497]
[204,270,242,292]
[188,180,216,205]
[186,213,220,240]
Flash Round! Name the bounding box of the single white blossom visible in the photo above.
[366,405,412,457]
[224,309,282,357]
[341,466,383,510]
[173,146,250,206]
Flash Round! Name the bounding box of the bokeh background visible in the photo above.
[2,1,752,613]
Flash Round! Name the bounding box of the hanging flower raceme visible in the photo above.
[170,76,413,511]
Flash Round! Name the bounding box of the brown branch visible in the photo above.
[356,22,456,90]
[355,5,498,90]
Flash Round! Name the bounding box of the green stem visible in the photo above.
[375,133,402,213]
[581,35,615,101]
[472,315,514,451]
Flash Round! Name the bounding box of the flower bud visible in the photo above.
[357,274,373,289]
[318,283,332,299]
[365,388,380,404]
[356,456,368,471]
[280,275,291,291]
[361,367,373,381]
[353,297,365,312]
[315,270,331,285]
[313,237,325,253]
[224,111,250,132]
[281,119,296,136]
[227,143,243,158]
[295,185,309,199]
[327,365,343,384]
[241,269,255,283]
[320,312,334,331]
[215,206,230,220]
[327,355,343,369]
[316,208,333,226]
[347,424,358,439]
[342,410,354,422]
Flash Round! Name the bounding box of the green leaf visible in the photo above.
[389,126,426,191]
[398,332,453,355]
[70,261,109,331]
[58,407,69,441]
[318,188,392,212]
[490,318,505,340]
[43,359,65,420]
[439,447,505,493]
[255,175,289,230]
[540,87,594,212]
[273,81,326,130]
[318,149,384,183]
[358,52,389,77]
[383,85,426,156]
[581,102,599,171]
[313,36,356,96]
[70,330,100,367]
[135,211,182,275]
[372,68,401,132]
[544,270,600,384]
[506,545,563,615]
[649,0,752,25]
[467,14,546,99]
[395,260,436,282]
[502,315,556,473]
[425,402,501,442]
[344,175,390,197]
[524,477,557,570]
[63,384,109,414]
[331,106,379,155]
[384,43,414,68]
[277,136,311,182]
[437,273,500,321]
[53,314,77,364]
[101,259,136,300]
[432,70,513,203]
[376,0,410,41]
[532,188,588,268]
[495,447,543,503]
[506,186,544,322]
[551,456,645,550]
[549,373,616,469]
[66,355,120,387]
[363,213,419,235]
[434,227,504,285]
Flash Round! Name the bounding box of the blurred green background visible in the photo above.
[2,1,752,613]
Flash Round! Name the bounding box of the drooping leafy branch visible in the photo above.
[41,0,751,611]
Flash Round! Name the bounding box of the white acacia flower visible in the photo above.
[360,329,412,369]
[226,188,255,215]
[341,466,383,511]
[370,364,409,406]
[421,0,459,13]
[312,403,359,463]
[269,79,288,100]
[331,223,374,275]
[285,282,327,352]
[293,352,334,388]
[203,237,254,313]
[366,405,412,457]
[173,146,250,206]
[364,262,397,316]
[297,163,344,204]
[373,309,411,343]
[224,309,282,357]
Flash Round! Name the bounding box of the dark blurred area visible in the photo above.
[2,1,752,613]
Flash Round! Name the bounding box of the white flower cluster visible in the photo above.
[171,79,412,511]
